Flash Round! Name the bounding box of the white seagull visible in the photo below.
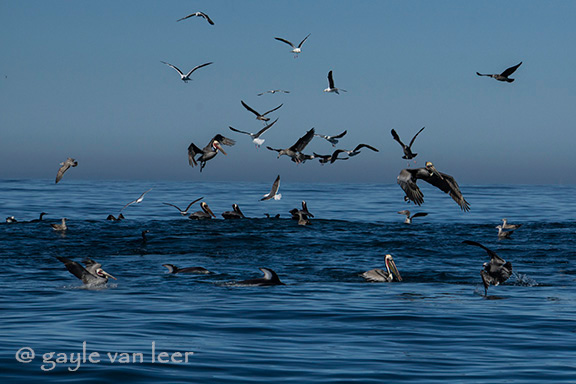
[274,33,311,58]
[261,175,282,201]
[323,70,346,94]
[161,61,213,83]
[176,11,214,25]
[229,118,278,147]
[257,89,290,96]
[121,189,152,211]
[314,130,347,147]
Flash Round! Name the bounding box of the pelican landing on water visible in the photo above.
[56,257,116,286]
[463,240,513,296]
[362,254,402,282]
[188,134,235,172]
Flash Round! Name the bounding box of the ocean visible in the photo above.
[1,180,575,383]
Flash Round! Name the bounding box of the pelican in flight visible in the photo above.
[188,134,235,172]
[391,127,425,160]
[476,62,522,83]
[241,100,283,123]
[236,268,285,286]
[176,11,214,25]
[274,33,311,58]
[397,210,428,224]
[162,197,204,216]
[229,118,278,147]
[51,218,68,231]
[397,161,470,211]
[55,157,78,184]
[163,264,211,274]
[330,144,379,163]
[189,202,216,220]
[323,70,346,94]
[161,61,213,83]
[261,175,281,201]
[314,130,347,147]
[463,240,513,296]
[501,218,522,230]
[121,189,152,211]
[56,257,116,286]
[222,204,246,219]
[267,128,315,164]
[257,89,290,96]
[362,254,402,282]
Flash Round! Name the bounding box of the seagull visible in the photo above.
[313,152,349,164]
[188,134,235,172]
[463,240,513,296]
[162,197,204,216]
[50,218,67,231]
[267,128,315,164]
[261,175,281,201]
[501,218,522,230]
[55,157,78,184]
[240,100,283,123]
[362,254,402,282]
[314,130,347,147]
[236,268,285,286]
[222,204,246,219]
[161,61,213,83]
[496,225,514,239]
[323,70,346,94]
[189,202,216,220]
[476,62,522,83]
[229,118,278,147]
[176,11,214,25]
[56,257,116,286]
[397,210,428,224]
[121,189,152,211]
[162,264,211,274]
[391,127,425,160]
[257,89,290,96]
[330,144,379,163]
[397,161,470,211]
[274,33,311,58]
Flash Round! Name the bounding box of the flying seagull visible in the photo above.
[362,254,402,282]
[267,128,315,164]
[55,157,78,184]
[391,127,425,160]
[261,175,281,201]
[121,189,152,211]
[330,144,379,163]
[314,130,347,147]
[176,11,214,25]
[236,268,285,286]
[324,70,346,94]
[241,100,283,123]
[56,257,116,286]
[162,197,204,216]
[397,210,428,224]
[188,134,235,172]
[274,33,311,58]
[397,161,470,211]
[257,89,290,96]
[463,240,513,296]
[229,117,278,147]
[476,62,522,83]
[161,61,213,83]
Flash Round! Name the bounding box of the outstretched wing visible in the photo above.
[187,142,202,166]
[274,37,295,48]
[261,175,281,201]
[228,126,252,136]
[186,62,213,77]
[212,134,236,147]
[462,240,506,264]
[184,197,204,211]
[161,61,184,76]
[500,62,522,77]
[353,144,379,152]
[198,12,214,25]
[55,163,71,184]
[290,128,315,152]
[55,256,92,283]
[327,70,335,89]
[332,130,347,139]
[298,33,311,48]
[397,168,424,206]
[419,170,470,211]
[162,202,183,212]
[262,103,283,116]
[254,118,278,137]
[408,127,425,148]
[266,146,281,153]
[241,100,261,117]
[391,129,406,147]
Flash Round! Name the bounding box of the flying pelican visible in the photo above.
[188,134,235,172]
[323,70,346,94]
[162,197,204,216]
[260,175,282,201]
[314,130,347,147]
[330,144,379,163]
[362,254,402,282]
[496,225,514,239]
[240,100,283,123]
[121,189,152,211]
[55,157,78,184]
[257,89,290,96]
[50,218,67,231]
[229,117,278,147]
[274,33,311,58]
[236,268,285,286]
[397,210,428,224]
[176,11,214,25]
[463,240,513,296]
[391,127,425,160]
[502,219,522,230]
[266,128,315,164]
[476,62,522,83]
[56,257,116,286]
[222,204,246,219]
[397,161,470,211]
[162,264,211,274]
[189,202,216,220]
[161,61,213,83]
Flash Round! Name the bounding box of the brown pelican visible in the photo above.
[362,254,402,282]
[176,11,214,25]
[296,210,311,226]
[121,188,152,211]
[161,61,213,83]
[257,89,290,96]
[397,161,470,211]
[236,268,285,286]
[188,134,235,172]
[189,202,216,220]
[330,144,379,163]
[229,117,278,147]
[496,225,514,239]
[106,213,125,221]
[397,210,428,224]
[261,175,281,201]
[51,218,67,231]
[240,100,283,123]
[274,33,310,58]
[463,240,513,296]
[162,197,204,216]
[56,257,116,286]
[314,130,347,147]
[290,201,314,220]
[391,127,425,160]
[267,128,315,164]
[222,204,245,219]
[162,264,211,274]
[502,219,522,230]
[55,157,78,184]
[476,62,522,83]
[323,70,346,94]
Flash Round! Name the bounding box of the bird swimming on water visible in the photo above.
[55,157,78,184]
[51,218,68,231]
[189,202,216,220]
[162,264,211,274]
[274,33,311,58]
[235,268,285,286]
[188,134,235,172]
[221,204,245,219]
[463,240,513,296]
[362,254,402,282]
[56,257,116,286]
[176,11,214,25]
[261,175,282,201]
[28,212,48,223]
[391,127,425,160]
[5,216,18,223]
[161,61,213,83]
[229,117,278,147]
[397,210,428,224]
[267,128,315,164]
[476,62,522,83]
[323,70,346,94]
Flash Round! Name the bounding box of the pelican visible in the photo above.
[502,219,522,230]
[56,257,116,286]
[222,204,245,219]
[397,161,470,211]
[257,89,290,96]
[330,144,379,163]
[261,175,281,201]
[295,210,311,226]
[362,254,402,282]
[391,127,425,160]
[188,134,235,172]
[229,117,278,147]
[323,70,346,94]
[314,130,347,147]
[397,210,428,224]
[121,188,152,211]
[496,225,514,239]
[176,11,214,25]
[463,240,513,296]
[240,100,283,123]
[162,197,204,216]
[236,268,285,286]
[290,201,314,220]
[476,62,522,83]
[55,157,78,184]
[274,33,310,57]
[267,128,315,164]
[50,218,67,231]
[189,202,216,220]
[29,212,48,223]
[162,264,211,274]
[161,61,213,83]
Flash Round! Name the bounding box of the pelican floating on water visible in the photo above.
[502,219,522,230]
[324,70,346,94]
[222,204,245,219]
[290,201,314,222]
[56,257,116,286]
[162,197,204,216]
[391,127,425,160]
[267,128,315,164]
[161,61,213,83]
[330,144,379,163]
[476,62,522,83]
[236,268,285,286]
[261,175,281,201]
[229,118,278,147]
[241,100,283,123]
[176,11,214,25]
[51,218,67,231]
[188,134,235,172]
[314,130,347,147]
[163,264,211,274]
[463,240,513,296]
[274,33,310,58]
[55,157,78,184]
[362,254,402,282]
[397,210,428,224]
[121,189,152,211]
[189,202,216,220]
[257,89,290,96]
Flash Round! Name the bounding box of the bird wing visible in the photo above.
[274,37,295,48]
[391,129,406,148]
[500,62,522,77]
[332,130,348,139]
[476,72,490,77]
[261,175,281,201]
[187,142,202,166]
[199,12,214,25]
[56,256,94,284]
[176,13,196,22]
[262,103,283,116]
[254,118,278,137]
[353,144,379,152]
[162,202,183,212]
[420,170,470,211]
[408,127,425,148]
[462,240,506,264]
[161,61,184,76]
[55,163,71,184]
[241,100,261,117]
[298,33,311,48]
[228,126,252,136]
[266,146,281,153]
[212,134,236,147]
[330,149,347,163]
[327,71,335,89]
[138,188,152,200]
[184,197,204,211]
[411,212,428,218]
[397,168,424,205]
[290,128,315,152]
[185,62,213,77]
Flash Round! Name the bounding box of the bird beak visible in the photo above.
[215,143,227,155]
[101,270,117,280]
[388,258,402,281]
[204,205,216,218]
[427,164,444,180]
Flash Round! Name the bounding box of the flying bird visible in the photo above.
[161,61,213,83]
[241,100,283,123]
[397,210,428,224]
[313,152,349,164]
[323,70,346,94]
[261,175,281,201]
[188,134,235,172]
[476,62,522,83]
[314,130,347,147]
[56,257,116,286]
[176,11,214,25]
[362,254,402,282]
[267,128,315,164]
[229,118,278,147]
[221,204,246,219]
[330,144,379,163]
[257,89,290,96]
[162,197,204,216]
[236,268,285,286]
[189,202,216,220]
[121,189,152,211]
[274,33,311,57]
[397,161,470,211]
[55,157,78,184]
[391,127,425,160]
[463,240,513,296]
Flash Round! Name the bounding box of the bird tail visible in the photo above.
[274,194,282,201]
[506,78,515,83]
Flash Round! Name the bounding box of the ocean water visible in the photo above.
[1,179,575,383]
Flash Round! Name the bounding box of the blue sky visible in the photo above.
[1,1,575,184]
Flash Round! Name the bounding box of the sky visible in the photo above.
[1,1,575,184]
